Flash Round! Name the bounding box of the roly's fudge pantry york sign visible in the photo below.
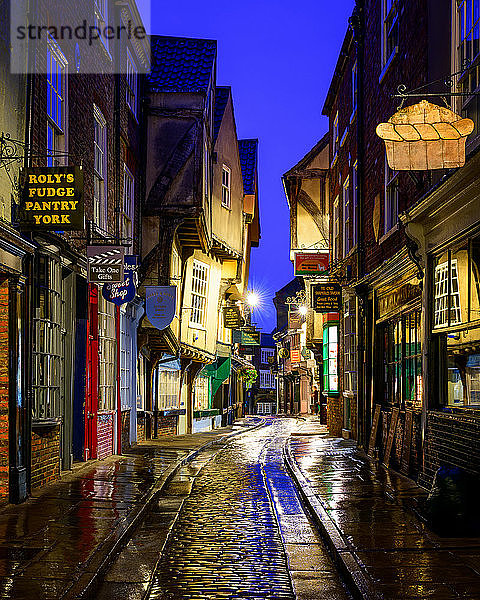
[20,166,84,230]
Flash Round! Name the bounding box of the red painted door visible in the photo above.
[85,284,99,460]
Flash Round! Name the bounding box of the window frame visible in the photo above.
[189,259,209,328]
[46,37,68,167]
[33,253,64,421]
[381,0,399,68]
[93,105,107,231]
[343,176,351,257]
[98,294,116,412]
[333,195,340,261]
[352,161,358,248]
[259,369,275,389]
[126,49,138,117]
[122,165,135,251]
[434,258,462,328]
[221,164,231,209]
[384,157,399,234]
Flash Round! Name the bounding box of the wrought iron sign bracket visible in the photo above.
[392,62,480,108]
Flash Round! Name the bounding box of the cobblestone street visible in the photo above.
[94,418,351,600]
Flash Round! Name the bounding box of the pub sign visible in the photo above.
[232,329,260,346]
[20,166,84,230]
[223,306,244,329]
[294,251,329,276]
[312,282,342,313]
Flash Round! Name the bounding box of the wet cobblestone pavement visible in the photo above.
[290,434,480,600]
[0,422,259,600]
[95,418,351,600]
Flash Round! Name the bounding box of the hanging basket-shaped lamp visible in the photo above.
[376,100,474,170]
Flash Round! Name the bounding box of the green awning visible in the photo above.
[201,356,231,399]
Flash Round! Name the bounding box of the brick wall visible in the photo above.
[157,415,177,437]
[31,426,60,490]
[137,412,146,442]
[0,280,8,499]
[97,412,114,460]
[121,410,130,452]
[422,411,480,488]
[327,396,343,438]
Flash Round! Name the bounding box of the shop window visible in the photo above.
[343,296,357,393]
[98,294,116,411]
[156,366,180,410]
[448,354,480,406]
[383,310,422,408]
[323,325,338,393]
[33,254,63,420]
[194,375,209,411]
[257,402,272,415]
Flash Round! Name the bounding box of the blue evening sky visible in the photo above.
[144,0,355,332]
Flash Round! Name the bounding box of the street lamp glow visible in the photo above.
[246,291,260,307]
[298,305,308,316]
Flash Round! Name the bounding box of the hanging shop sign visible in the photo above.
[312,282,342,313]
[294,251,329,276]
[376,100,474,170]
[87,245,124,283]
[20,166,84,230]
[102,255,138,305]
[232,329,260,346]
[288,313,303,330]
[145,286,177,331]
[223,306,244,329]
[290,349,301,363]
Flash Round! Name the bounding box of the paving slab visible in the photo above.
[286,429,480,600]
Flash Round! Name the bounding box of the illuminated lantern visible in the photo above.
[376,100,474,170]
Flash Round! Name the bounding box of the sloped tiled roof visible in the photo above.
[238,139,258,195]
[148,36,216,93]
[213,86,231,142]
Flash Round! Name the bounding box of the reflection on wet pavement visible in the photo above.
[0,444,194,599]
[95,418,351,600]
[291,435,480,600]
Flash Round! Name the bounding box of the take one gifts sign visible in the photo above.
[102,255,138,305]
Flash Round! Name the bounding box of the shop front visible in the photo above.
[373,276,423,479]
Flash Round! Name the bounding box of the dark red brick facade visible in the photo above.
[157,415,177,437]
[97,413,114,460]
[31,426,60,490]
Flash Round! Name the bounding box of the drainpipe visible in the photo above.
[350,0,368,447]
[114,3,122,454]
